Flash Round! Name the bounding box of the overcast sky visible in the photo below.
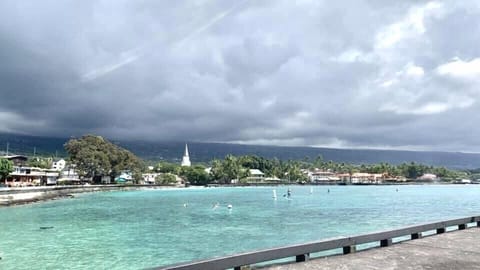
[1,0,480,151]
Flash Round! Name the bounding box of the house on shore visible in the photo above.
[246,169,265,182]
[417,173,437,182]
[8,166,59,186]
[114,171,133,184]
[52,159,66,171]
[351,173,384,184]
[57,165,81,185]
[1,155,28,166]
[142,173,160,184]
[309,169,341,183]
[2,155,60,186]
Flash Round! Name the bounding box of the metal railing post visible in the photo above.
[380,239,392,247]
[411,232,422,239]
[296,253,309,262]
[343,245,356,254]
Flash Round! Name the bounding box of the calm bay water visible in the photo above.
[0,185,479,269]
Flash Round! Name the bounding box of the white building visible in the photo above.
[249,169,264,178]
[9,166,59,186]
[351,173,384,184]
[309,170,335,182]
[142,173,160,184]
[102,175,113,184]
[246,169,265,182]
[418,173,437,181]
[58,166,81,184]
[52,159,66,171]
[181,144,191,167]
[113,171,133,184]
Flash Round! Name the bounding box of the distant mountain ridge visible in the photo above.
[0,133,479,169]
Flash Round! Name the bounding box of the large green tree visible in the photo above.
[211,159,227,183]
[155,162,180,174]
[155,173,177,185]
[27,157,53,169]
[283,160,307,182]
[0,158,14,184]
[64,135,143,183]
[222,155,241,181]
[180,165,210,185]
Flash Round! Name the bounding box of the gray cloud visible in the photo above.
[1,0,480,152]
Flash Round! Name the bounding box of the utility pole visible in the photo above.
[6,142,9,156]
[34,147,36,157]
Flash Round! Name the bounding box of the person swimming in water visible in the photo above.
[287,188,291,198]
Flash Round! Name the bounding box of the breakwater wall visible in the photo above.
[0,185,172,206]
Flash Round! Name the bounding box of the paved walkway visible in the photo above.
[264,227,480,270]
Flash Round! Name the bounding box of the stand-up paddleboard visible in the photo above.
[284,188,292,200]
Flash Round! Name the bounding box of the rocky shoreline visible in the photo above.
[0,185,179,206]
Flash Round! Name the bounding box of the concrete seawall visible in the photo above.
[264,227,480,270]
[0,185,175,206]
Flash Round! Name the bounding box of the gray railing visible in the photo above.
[152,216,480,270]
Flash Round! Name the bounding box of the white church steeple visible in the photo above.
[181,143,191,167]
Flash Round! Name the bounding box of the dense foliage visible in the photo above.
[155,173,177,185]
[27,157,53,169]
[0,158,13,183]
[64,135,144,183]
[151,154,468,186]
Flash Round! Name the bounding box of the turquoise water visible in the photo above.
[0,185,479,269]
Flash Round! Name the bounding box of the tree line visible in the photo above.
[154,155,468,185]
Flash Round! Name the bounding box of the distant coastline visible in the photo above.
[2,133,480,169]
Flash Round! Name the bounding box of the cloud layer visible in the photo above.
[1,0,480,151]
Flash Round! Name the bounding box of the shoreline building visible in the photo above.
[52,159,66,171]
[181,144,191,167]
[2,155,59,186]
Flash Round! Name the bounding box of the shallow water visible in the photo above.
[0,185,479,269]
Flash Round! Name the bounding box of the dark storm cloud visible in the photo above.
[1,0,480,151]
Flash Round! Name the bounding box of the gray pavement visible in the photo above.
[264,227,480,270]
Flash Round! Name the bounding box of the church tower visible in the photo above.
[181,143,191,167]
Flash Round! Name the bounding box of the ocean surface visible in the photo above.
[0,185,479,269]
